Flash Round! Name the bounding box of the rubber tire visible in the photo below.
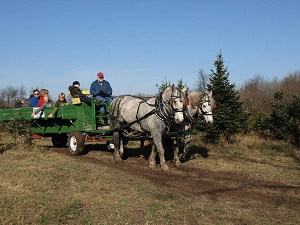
[68,131,85,155]
[51,134,68,148]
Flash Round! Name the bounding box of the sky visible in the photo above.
[0,0,299,98]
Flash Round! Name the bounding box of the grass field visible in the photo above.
[0,133,299,225]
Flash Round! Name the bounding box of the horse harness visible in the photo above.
[110,90,184,133]
[185,92,213,123]
[154,90,184,126]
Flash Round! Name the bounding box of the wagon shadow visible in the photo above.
[84,142,153,159]
[84,143,113,154]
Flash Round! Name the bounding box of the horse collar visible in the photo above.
[155,93,173,126]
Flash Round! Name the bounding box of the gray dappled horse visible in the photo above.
[109,85,185,171]
[164,90,215,166]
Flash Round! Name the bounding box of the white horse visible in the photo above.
[109,85,186,171]
[157,90,215,167]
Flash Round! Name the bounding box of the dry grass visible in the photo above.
[190,134,300,184]
[0,134,299,225]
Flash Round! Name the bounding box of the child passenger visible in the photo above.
[68,81,91,104]
[37,89,49,107]
[48,93,68,118]
[31,95,52,117]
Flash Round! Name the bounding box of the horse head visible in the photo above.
[159,85,185,124]
[185,90,215,123]
[200,90,215,123]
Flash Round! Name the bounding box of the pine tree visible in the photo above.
[155,77,171,93]
[288,95,300,146]
[268,91,291,140]
[204,53,248,143]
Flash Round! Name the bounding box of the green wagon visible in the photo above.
[0,100,114,155]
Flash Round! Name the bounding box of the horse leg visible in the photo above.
[148,144,157,169]
[180,135,192,161]
[153,138,169,171]
[173,139,182,167]
[113,131,122,161]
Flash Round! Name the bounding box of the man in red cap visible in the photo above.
[90,72,113,113]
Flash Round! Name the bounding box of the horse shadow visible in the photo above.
[180,145,209,162]
[121,144,152,160]
[84,140,209,164]
[154,138,210,163]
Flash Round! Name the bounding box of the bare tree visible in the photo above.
[239,74,284,116]
[280,71,300,102]
[0,85,28,108]
[18,85,27,100]
[195,69,208,91]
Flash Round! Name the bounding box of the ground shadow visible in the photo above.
[0,144,5,154]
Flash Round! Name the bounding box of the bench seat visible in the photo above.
[68,90,90,104]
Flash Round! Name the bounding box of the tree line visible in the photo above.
[1,54,300,147]
[195,53,300,147]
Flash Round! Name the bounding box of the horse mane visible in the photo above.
[188,91,204,108]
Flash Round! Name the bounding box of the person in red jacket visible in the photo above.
[31,95,52,118]
[37,89,49,107]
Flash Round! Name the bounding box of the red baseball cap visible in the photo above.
[97,72,104,78]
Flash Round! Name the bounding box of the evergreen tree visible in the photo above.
[255,92,294,143]
[155,77,171,92]
[177,78,187,89]
[204,53,248,143]
[288,95,300,146]
[268,91,291,140]
[155,77,187,92]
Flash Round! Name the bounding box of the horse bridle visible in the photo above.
[185,92,213,122]
[155,89,185,124]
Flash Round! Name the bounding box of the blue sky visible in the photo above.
[0,0,299,98]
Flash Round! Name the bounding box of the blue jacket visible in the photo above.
[30,96,40,107]
[90,80,112,97]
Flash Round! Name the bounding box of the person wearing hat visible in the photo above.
[68,81,91,104]
[90,72,113,112]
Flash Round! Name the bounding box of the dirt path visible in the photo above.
[49,146,300,211]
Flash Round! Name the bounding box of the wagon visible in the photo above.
[0,96,117,154]
[0,92,194,158]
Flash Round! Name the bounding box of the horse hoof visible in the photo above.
[174,161,182,167]
[113,154,122,162]
[107,143,115,150]
[161,164,169,171]
[149,163,156,170]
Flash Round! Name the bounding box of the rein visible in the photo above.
[185,92,213,122]
[155,89,184,126]
[110,88,184,131]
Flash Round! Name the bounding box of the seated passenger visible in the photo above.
[48,93,68,118]
[37,89,49,107]
[30,89,40,107]
[15,98,28,108]
[68,81,91,104]
[31,95,52,117]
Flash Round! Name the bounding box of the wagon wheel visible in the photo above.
[51,134,68,148]
[68,131,85,155]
